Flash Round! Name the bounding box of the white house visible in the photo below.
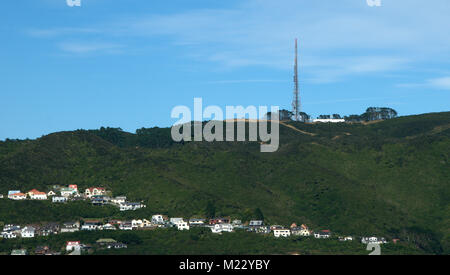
[176,221,190,231]
[47,191,56,197]
[131,219,144,228]
[61,221,80,233]
[313,119,346,123]
[211,224,233,234]
[60,187,77,197]
[0,194,4,199]
[85,187,106,198]
[52,196,67,203]
[189,219,205,226]
[152,215,165,224]
[273,229,291,238]
[81,222,99,231]
[1,231,17,239]
[21,226,35,238]
[120,202,145,211]
[170,218,184,224]
[314,230,332,239]
[8,191,26,200]
[111,196,127,205]
[119,222,133,231]
[28,189,47,200]
[66,241,81,251]
[102,223,117,230]
[361,237,386,244]
[171,219,189,231]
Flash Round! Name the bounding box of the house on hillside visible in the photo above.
[81,221,100,231]
[189,218,206,226]
[60,187,77,197]
[11,249,27,255]
[102,223,117,230]
[151,215,167,225]
[119,221,133,231]
[52,196,67,203]
[28,189,47,200]
[209,217,230,225]
[61,221,80,233]
[170,219,189,231]
[47,191,56,197]
[21,226,35,238]
[68,185,78,193]
[120,202,145,211]
[111,196,127,205]
[273,229,291,238]
[66,241,81,251]
[40,223,60,236]
[85,187,106,198]
[291,224,312,237]
[8,191,26,200]
[314,230,332,239]
[211,223,233,234]
[248,220,264,232]
[0,194,4,199]
[107,242,127,249]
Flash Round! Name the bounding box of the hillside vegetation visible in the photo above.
[0,112,449,254]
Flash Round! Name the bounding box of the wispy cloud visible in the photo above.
[28,0,450,82]
[397,76,450,91]
[58,42,123,55]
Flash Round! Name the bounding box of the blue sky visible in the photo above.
[1,0,449,140]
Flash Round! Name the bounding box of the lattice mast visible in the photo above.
[292,39,301,121]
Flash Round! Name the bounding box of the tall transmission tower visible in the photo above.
[292,39,301,121]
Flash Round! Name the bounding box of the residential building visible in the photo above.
[211,224,233,234]
[11,249,27,255]
[248,220,264,232]
[21,226,35,238]
[209,217,230,225]
[120,202,145,211]
[47,191,56,196]
[61,221,80,233]
[81,221,100,231]
[28,189,47,200]
[189,218,206,226]
[85,187,106,198]
[60,187,77,197]
[66,241,81,251]
[102,223,117,230]
[119,221,133,231]
[2,231,17,239]
[314,230,332,239]
[52,196,67,203]
[151,214,166,224]
[107,243,127,249]
[9,192,26,200]
[111,196,127,205]
[273,229,291,238]
[40,223,60,236]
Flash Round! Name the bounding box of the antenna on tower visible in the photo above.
[292,38,301,121]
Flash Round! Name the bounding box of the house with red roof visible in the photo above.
[28,189,47,200]
[85,187,106,198]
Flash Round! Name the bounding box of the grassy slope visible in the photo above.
[0,112,449,254]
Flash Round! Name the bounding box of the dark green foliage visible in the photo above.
[254,208,264,221]
[0,112,449,254]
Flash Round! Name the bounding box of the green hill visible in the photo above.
[0,112,449,254]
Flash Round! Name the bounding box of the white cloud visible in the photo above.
[58,42,123,54]
[397,76,450,91]
[428,77,450,90]
[29,0,450,82]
